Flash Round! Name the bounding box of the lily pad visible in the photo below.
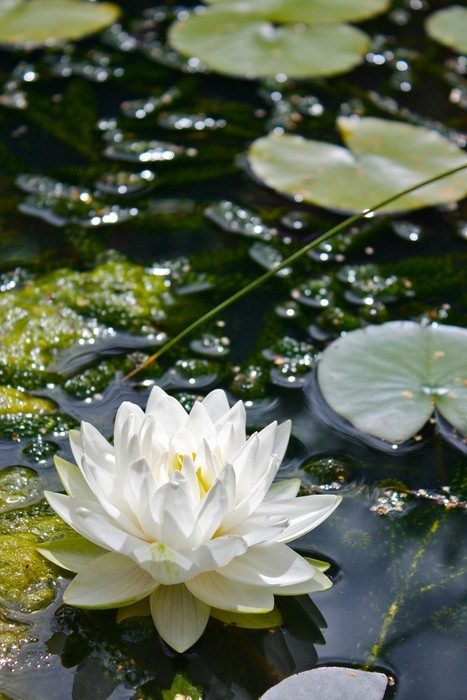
[425,5,467,55]
[316,321,467,444]
[0,0,120,48]
[205,0,391,25]
[247,117,467,213]
[168,4,372,79]
[259,666,388,700]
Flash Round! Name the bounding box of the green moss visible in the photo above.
[0,259,170,388]
[0,466,44,513]
[0,387,56,416]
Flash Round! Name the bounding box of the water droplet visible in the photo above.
[392,220,423,242]
[291,276,336,308]
[15,177,140,227]
[50,50,125,82]
[289,94,324,117]
[120,87,181,118]
[95,170,156,196]
[231,365,267,400]
[158,112,227,131]
[166,358,218,389]
[101,23,139,52]
[190,333,230,358]
[249,242,291,276]
[307,232,355,262]
[143,41,208,73]
[204,200,276,240]
[302,456,353,490]
[275,300,300,319]
[280,210,312,231]
[103,139,194,163]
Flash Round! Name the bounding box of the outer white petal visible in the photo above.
[77,422,116,472]
[114,410,145,475]
[264,478,301,501]
[272,567,333,595]
[78,456,144,537]
[225,513,289,546]
[271,420,292,467]
[37,535,107,572]
[256,494,342,544]
[44,492,145,554]
[53,456,95,500]
[150,584,210,653]
[186,571,274,613]
[64,552,156,608]
[217,542,317,587]
[146,386,188,432]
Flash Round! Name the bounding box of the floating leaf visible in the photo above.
[247,117,467,213]
[168,3,374,80]
[425,5,467,55]
[210,606,283,629]
[205,0,391,25]
[316,321,467,444]
[259,666,388,700]
[0,0,120,48]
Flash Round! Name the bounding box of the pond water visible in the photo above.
[0,1,466,699]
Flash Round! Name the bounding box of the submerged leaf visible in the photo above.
[316,321,467,444]
[247,117,467,213]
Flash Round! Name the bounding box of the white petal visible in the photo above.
[79,455,144,537]
[217,543,317,587]
[264,478,301,501]
[192,465,233,544]
[186,571,274,613]
[150,584,210,653]
[272,420,291,466]
[201,389,231,423]
[231,423,279,501]
[187,535,248,572]
[223,513,289,546]
[131,541,199,584]
[64,552,156,608]
[272,567,333,595]
[79,422,116,472]
[37,535,106,572]
[146,386,188,432]
[257,494,342,544]
[114,410,144,474]
[220,442,279,532]
[185,399,216,440]
[123,457,160,535]
[54,456,95,500]
[45,492,145,553]
[156,479,197,550]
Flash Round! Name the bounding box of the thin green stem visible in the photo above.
[125,163,467,379]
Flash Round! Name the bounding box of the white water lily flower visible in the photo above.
[39,387,341,652]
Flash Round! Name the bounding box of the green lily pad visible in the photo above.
[168,4,372,79]
[425,5,467,55]
[205,0,391,25]
[247,117,467,213]
[0,0,120,48]
[317,321,467,444]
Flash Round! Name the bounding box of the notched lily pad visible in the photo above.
[0,0,120,48]
[168,1,378,80]
[259,666,388,699]
[425,5,467,55]
[316,321,467,444]
[247,117,467,213]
